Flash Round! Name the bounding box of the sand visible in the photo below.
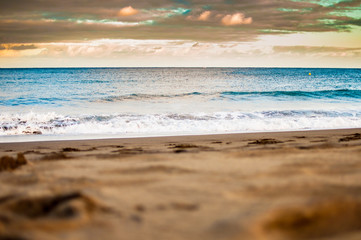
[0,128,361,240]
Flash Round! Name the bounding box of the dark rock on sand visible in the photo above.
[0,154,27,171]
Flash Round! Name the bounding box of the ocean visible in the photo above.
[0,68,360,142]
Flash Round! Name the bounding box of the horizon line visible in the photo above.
[1,66,360,70]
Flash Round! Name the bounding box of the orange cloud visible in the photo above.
[118,6,139,16]
[221,13,252,26]
[198,11,211,21]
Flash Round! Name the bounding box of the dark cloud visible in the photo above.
[0,0,360,43]
[345,18,361,26]
[9,44,38,50]
[334,0,361,8]
[0,20,257,43]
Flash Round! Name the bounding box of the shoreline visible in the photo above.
[1,127,361,239]
[1,127,360,149]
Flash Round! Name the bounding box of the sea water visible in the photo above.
[0,68,360,142]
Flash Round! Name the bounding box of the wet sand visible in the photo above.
[1,128,361,240]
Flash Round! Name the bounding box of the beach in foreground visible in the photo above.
[1,128,361,240]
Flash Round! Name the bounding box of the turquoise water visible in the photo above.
[1,68,360,142]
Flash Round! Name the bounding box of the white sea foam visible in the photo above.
[1,111,360,140]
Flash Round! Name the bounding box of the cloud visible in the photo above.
[0,39,254,58]
[190,10,253,26]
[273,45,361,57]
[15,39,360,61]
[118,6,139,17]
[9,44,38,50]
[0,0,360,43]
[198,11,211,21]
[1,39,360,68]
[0,44,38,50]
[35,40,206,58]
[221,13,252,26]
[273,45,361,53]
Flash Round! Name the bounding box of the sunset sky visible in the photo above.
[0,0,360,68]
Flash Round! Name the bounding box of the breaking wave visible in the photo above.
[1,110,360,137]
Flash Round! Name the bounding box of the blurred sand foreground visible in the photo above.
[0,129,361,240]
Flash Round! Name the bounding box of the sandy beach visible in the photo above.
[1,128,361,240]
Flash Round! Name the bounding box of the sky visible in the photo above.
[0,0,360,68]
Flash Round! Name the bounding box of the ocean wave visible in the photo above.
[96,89,361,103]
[1,110,360,137]
[221,89,361,99]
[2,90,360,107]
[98,92,203,102]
